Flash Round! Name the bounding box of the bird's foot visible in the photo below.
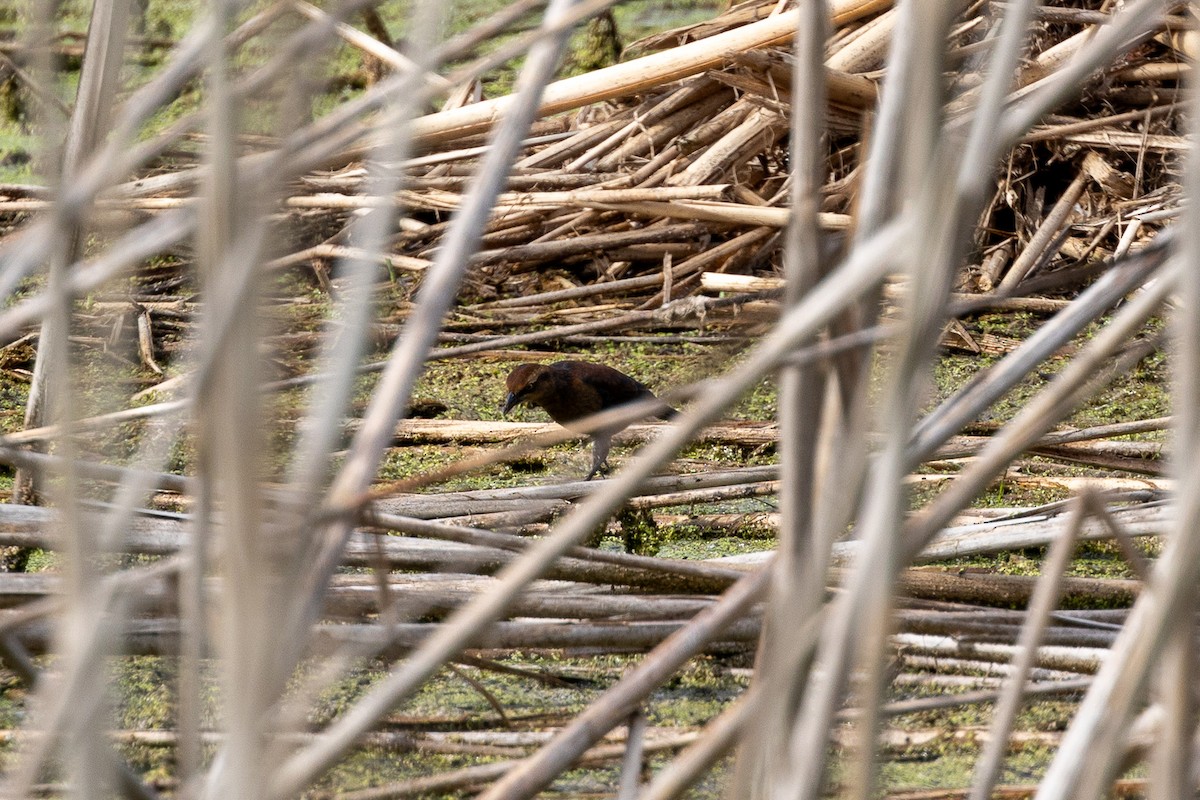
[584,460,611,481]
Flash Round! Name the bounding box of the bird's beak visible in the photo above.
[501,392,519,415]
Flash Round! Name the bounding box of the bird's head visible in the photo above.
[501,363,551,415]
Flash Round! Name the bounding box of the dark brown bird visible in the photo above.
[501,361,678,480]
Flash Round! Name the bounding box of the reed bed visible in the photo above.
[0,0,1194,797]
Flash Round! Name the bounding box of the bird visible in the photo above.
[500,360,678,480]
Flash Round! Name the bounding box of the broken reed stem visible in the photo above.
[967,495,1089,800]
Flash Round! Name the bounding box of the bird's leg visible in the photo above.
[586,432,613,480]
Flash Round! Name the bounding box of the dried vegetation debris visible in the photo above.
[0,0,1187,346]
[282,0,1187,333]
[0,15,1178,539]
[0,0,1179,626]
[0,0,1191,796]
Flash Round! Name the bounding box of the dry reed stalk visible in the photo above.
[408,0,889,146]
[995,170,1092,292]
[1028,14,1200,800]
[895,618,1116,650]
[289,0,443,82]
[826,6,896,71]
[967,495,1089,799]
[896,631,1112,672]
[901,502,1170,563]
[4,0,143,796]
[668,106,790,187]
[267,0,600,791]
[732,1,831,797]
[764,0,1173,793]
[315,617,762,651]
[592,84,734,172]
[364,511,747,590]
[513,112,632,170]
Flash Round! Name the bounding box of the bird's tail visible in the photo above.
[656,404,680,421]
